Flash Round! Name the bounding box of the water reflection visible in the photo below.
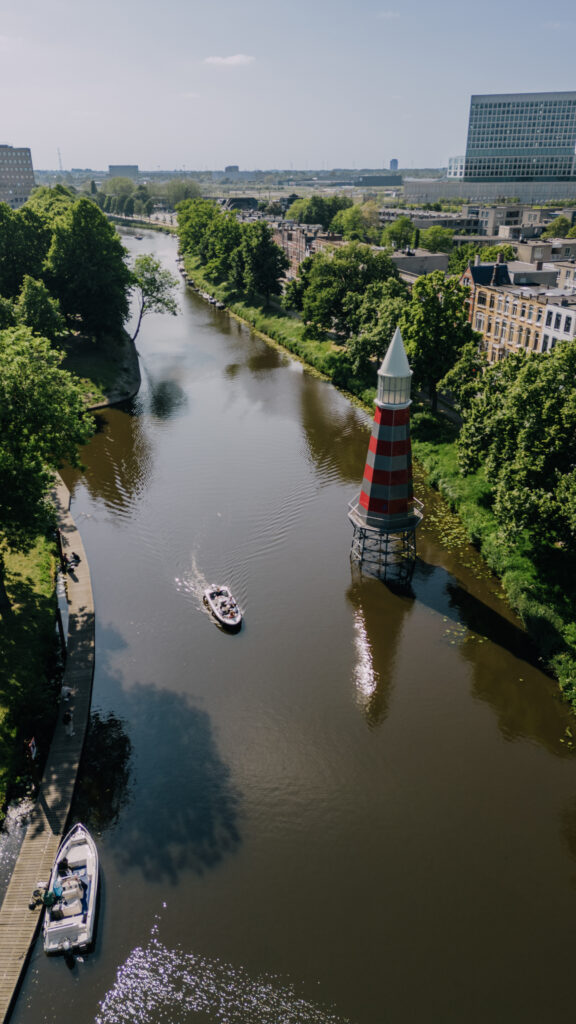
[414,563,572,755]
[72,710,132,834]
[63,403,153,514]
[347,575,414,727]
[103,682,241,883]
[300,373,369,486]
[97,920,350,1024]
[146,377,188,421]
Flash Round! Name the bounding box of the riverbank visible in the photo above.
[182,252,576,709]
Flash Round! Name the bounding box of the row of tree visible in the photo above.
[177,199,289,299]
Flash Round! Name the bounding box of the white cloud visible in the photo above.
[203,54,255,67]
[377,11,400,20]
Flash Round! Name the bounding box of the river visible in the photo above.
[11,229,576,1024]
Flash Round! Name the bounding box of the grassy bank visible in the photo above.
[0,537,60,816]
[184,254,576,710]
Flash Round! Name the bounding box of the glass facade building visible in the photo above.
[463,91,576,182]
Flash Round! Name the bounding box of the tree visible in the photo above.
[330,201,382,243]
[0,327,94,615]
[541,215,572,239]
[15,276,65,341]
[300,243,399,337]
[130,255,179,342]
[455,343,576,551]
[163,178,201,210]
[0,205,52,298]
[177,199,220,257]
[231,221,289,299]
[45,199,132,336]
[399,270,478,412]
[124,196,135,217]
[285,195,352,231]
[382,216,414,250]
[419,226,454,253]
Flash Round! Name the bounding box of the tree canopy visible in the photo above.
[0,328,94,613]
[455,342,576,553]
[398,270,478,411]
[284,194,352,231]
[130,255,179,342]
[45,198,132,336]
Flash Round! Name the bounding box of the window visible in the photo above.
[475,313,485,331]
[525,329,531,348]
[489,294,495,310]
[546,310,553,327]
[536,308,542,324]
[542,334,549,351]
[520,304,526,318]
[554,313,562,330]
[517,327,523,346]
[565,315,573,334]
[477,292,487,307]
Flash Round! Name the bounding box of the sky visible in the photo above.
[1,0,575,172]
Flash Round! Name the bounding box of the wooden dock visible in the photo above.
[0,478,95,1022]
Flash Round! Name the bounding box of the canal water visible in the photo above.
[12,230,576,1023]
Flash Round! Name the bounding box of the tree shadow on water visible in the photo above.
[73,681,241,884]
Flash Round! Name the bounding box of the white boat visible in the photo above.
[43,823,99,955]
[203,585,242,631]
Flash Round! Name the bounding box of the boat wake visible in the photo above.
[175,552,245,616]
[96,918,350,1024]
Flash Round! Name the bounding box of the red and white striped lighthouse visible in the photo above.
[348,326,422,581]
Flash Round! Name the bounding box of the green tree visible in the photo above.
[25,184,76,224]
[15,276,65,341]
[399,270,477,412]
[45,198,132,336]
[130,255,179,342]
[231,221,289,299]
[419,226,454,253]
[456,343,576,551]
[0,327,94,615]
[300,243,399,337]
[163,178,201,210]
[382,216,414,250]
[330,201,381,243]
[285,195,352,231]
[178,199,220,257]
[541,215,572,239]
[104,177,136,197]
[0,205,52,298]
[124,196,135,217]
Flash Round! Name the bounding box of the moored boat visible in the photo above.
[203,585,242,631]
[42,823,99,955]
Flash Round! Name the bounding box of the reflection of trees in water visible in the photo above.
[63,403,153,514]
[73,711,132,833]
[147,378,188,420]
[346,574,414,728]
[414,564,572,756]
[560,793,576,867]
[300,373,369,487]
[92,683,241,883]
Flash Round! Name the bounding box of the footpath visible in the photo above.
[0,478,95,1022]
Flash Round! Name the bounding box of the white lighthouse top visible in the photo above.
[376,327,413,407]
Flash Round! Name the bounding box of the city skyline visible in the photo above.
[1,0,575,172]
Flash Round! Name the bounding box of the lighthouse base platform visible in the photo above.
[348,497,423,585]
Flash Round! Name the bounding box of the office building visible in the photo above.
[463,91,576,182]
[0,145,35,208]
[389,159,399,172]
[108,165,139,180]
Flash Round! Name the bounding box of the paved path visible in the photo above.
[0,478,95,1022]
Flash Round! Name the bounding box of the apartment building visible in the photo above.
[272,221,344,278]
[461,259,576,361]
[556,261,576,292]
[515,238,576,264]
[0,144,35,208]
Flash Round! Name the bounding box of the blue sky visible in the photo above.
[2,0,575,171]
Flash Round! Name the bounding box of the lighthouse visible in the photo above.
[348,326,422,583]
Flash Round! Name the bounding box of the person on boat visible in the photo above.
[57,857,70,877]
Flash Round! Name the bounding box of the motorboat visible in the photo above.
[203,585,242,631]
[42,823,99,955]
